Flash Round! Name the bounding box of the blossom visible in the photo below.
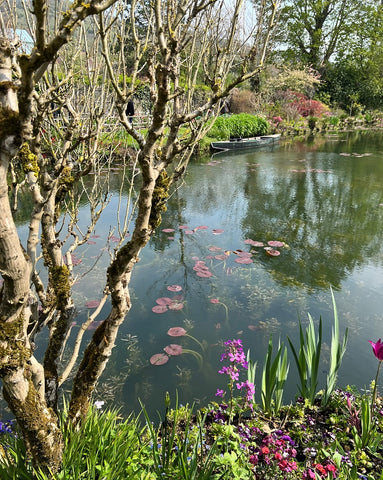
[215,389,225,397]
[236,380,255,404]
[368,339,383,360]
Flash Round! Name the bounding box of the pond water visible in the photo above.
[5,130,383,418]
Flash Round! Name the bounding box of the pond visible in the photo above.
[5,130,383,418]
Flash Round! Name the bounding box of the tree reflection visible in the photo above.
[241,133,383,290]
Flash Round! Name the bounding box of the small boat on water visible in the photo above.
[210,134,281,152]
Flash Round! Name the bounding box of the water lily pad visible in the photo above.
[86,300,101,308]
[196,270,213,277]
[167,285,183,292]
[152,305,168,313]
[156,297,173,306]
[164,344,183,356]
[150,353,169,365]
[162,228,175,233]
[235,257,253,264]
[265,248,281,257]
[268,240,284,247]
[168,327,187,337]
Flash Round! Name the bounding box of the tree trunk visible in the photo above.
[0,36,64,475]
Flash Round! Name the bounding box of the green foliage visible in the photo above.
[288,314,322,405]
[139,394,220,480]
[208,114,269,140]
[261,336,289,414]
[322,289,348,406]
[0,406,149,480]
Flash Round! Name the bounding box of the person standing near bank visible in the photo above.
[126,99,135,124]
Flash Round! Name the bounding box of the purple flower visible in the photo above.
[369,339,383,360]
[215,389,225,397]
[236,380,255,403]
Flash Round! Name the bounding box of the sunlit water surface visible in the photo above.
[4,131,383,418]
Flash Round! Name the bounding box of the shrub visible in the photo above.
[289,92,328,117]
[209,114,269,139]
[229,89,259,114]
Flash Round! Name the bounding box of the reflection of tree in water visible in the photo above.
[241,134,383,290]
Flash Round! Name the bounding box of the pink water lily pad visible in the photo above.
[209,246,222,252]
[234,250,252,257]
[162,228,175,233]
[178,225,189,229]
[235,257,253,264]
[195,225,209,230]
[212,229,224,235]
[196,270,213,277]
[167,284,183,292]
[164,344,183,356]
[85,300,101,308]
[247,240,264,247]
[152,305,168,313]
[265,248,281,257]
[156,297,173,306]
[150,353,169,365]
[185,230,194,235]
[268,240,285,247]
[193,265,210,272]
[214,254,227,260]
[168,327,187,337]
[86,320,103,330]
[87,241,97,245]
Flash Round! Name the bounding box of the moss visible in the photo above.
[50,265,70,310]
[18,143,40,177]
[3,375,63,472]
[149,169,171,229]
[0,106,21,137]
[0,314,31,374]
[54,167,75,221]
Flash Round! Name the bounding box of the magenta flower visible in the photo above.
[369,339,383,360]
[215,389,225,397]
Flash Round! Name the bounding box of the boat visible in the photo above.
[210,134,281,152]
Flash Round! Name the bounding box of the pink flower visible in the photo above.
[210,298,220,304]
[369,339,383,360]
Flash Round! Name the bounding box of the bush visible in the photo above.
[229,89,258,114]
[209,114,269,139]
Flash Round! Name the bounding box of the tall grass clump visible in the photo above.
[0,406,149,480]
[209,114,269,139]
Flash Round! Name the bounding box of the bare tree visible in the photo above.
[0,0,280,472]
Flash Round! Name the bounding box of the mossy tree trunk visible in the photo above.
[0,1,119,473]
[0,37,64,473]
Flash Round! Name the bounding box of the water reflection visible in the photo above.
[5,131,383,418]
